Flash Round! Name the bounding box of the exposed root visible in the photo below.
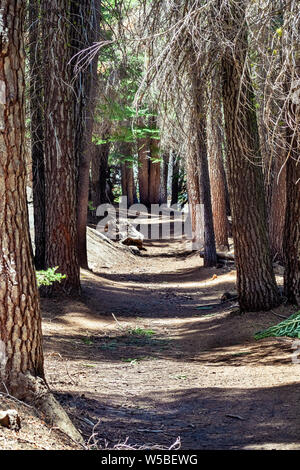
[4,373,84,445]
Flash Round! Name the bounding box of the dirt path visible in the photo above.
[41,239,300,450]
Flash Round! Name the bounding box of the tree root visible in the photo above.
[5,372,84,445]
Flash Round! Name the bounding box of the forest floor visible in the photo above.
[1,234,300,450]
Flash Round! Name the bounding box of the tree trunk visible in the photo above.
[283,1,300,304]
[251,0,286,262]
[138,137,150,207]
[284,150,300,304]
[221,0,279,311]
[0,0,44,384]
[269,153,286,262]
[137,119,161,207]
[29,0,46,270]
[120,142,135,207]
[121,162,135,207]
[171,152,180,206]
[91,142,111,207]
[73,1,101,269]
[148,117,161,205]
[186,143,203,250]
[42,0,80,293]
[207,65,229,251]
[159,152,169,204]
[0,0,82,443]
[190,69,217,267]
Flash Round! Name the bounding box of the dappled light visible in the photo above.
[0,0,299,452]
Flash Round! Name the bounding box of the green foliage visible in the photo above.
[254,311,300,340]
[81,337,94,346]
[111,183,122,202]
[97,101,154,122]
[127,327,156,337]
[36,267,66,287]
[94,101,160,146]
[93,30,160,152]
[88,201,96,211]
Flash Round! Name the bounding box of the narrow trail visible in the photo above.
[42,239,300,450]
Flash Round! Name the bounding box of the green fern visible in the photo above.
[254,311,300,340]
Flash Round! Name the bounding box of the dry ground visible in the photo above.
[1,237,300,450]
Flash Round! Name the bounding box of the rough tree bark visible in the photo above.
[207,65,229,251]
[221,0,279,311]
[149,123,161,206]
[0,0,82,443]
[186,142,203,250]
[91,142,111,207]
[137,117,161,207]
[73,0,101,269]
[284,142,300,304]
[269,153,286,262]
[190,68,217,267]
[252,0,286,262]
[29,0,46,269]
[283,0,300,304]
[42,0,80,293]
[171,152,180,206]
[137,137,150,207]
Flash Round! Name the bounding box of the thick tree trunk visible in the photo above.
[0,1,82,443]
[0,0,44,382]
[283,2,300,303]
[29,0,46,270]
[284,150,300,304]
[73,1,101,269]
[207,65,229,251]
[221,1,279,311]
[252,1,286,262]
[42,0,80,293]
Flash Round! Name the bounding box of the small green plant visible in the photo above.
[36,267,66,287]
[81,337,94,346]
[88,200,96,211]
[127,327,156,337]
[171,374,187,380]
